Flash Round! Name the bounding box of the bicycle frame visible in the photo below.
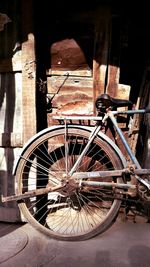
[2,108,150,203]
[110,108,150,169]
[54,108,150,190]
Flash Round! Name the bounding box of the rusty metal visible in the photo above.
[73,168,150,179]
[81,181,136,189]
[2,166,150,203]
[53,115,103,121]
[1,184,64,203]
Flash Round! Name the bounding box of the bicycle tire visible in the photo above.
[15,125,126,241]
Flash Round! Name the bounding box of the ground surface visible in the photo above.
[0,214,150,267]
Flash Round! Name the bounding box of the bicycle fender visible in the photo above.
[13,125,64,175]
[13,125,127,175]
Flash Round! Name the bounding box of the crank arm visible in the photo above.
[1,184,64,203]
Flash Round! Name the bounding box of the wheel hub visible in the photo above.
[59,178,79,197]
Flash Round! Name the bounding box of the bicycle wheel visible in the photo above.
[16,125,125,241]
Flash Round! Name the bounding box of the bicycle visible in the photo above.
[2,93,150,241]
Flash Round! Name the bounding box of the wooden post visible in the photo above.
[21,0,37,143]
[138,70,150,168]
[0,0,36,222]
[93,8,111,114]
[21,34,36,142]
[129,68,150,156]
[143,91,150,168]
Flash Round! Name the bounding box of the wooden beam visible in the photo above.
[21,0,36,143]
[0,55,22,72]
[93,8,111,114]
[0,133,22,147]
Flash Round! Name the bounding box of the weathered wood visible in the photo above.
[106,66,120,97]
[47,76,93,110]
[47,75,93,126]
[47,69,92,77]
[0,0,36,222]
[47,76,93,94]
[0,2,23,222]
[116,84,131,100]
[47,31,94,121]
[0,53,22,72]
[0,59,15,72]
[106,16,122,97]
[0,147,22,222]
[21,37,36,142]
[143,92,150,168]
[93,14,110,109]
[136,68,150,167]
[129,69,150,155]
[115,83,131,128]
[20,0,36,143]
[0,206,20,222]
[0,133,22,147]
[0,72,22,135]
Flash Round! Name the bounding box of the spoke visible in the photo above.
[64,124,69,174]
[75,192,95,231]
[78,191,109,220]
[17,128,122,239]
[21,156,61,185]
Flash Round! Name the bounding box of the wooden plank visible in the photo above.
[51,100,93,116]
[131,69,150,164]
[21,0,36,143]
[0,207,20,222]
[143,92,150,168]
[21,35,36,143]
[106,66,120,97]
[0,3,23,222]
[0,133,22,147]
[106,16,121,97]
[47,69,92,77]
[47,75,93,127]
[116,84,131,129]
[12,50,22,71]
[47,76,93,94]
[0,53,22,72]
[0,59,13,72]
[93,9,111,113]
[0,0,36,223]
[0,147,22,222]
[0,73,22,134]
[47,75,93,126]
[116,84,131,100]
[22,40,36,142]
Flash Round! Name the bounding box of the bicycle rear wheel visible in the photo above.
[16,125,125,241]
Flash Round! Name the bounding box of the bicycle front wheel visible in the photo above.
[16,125,125,241]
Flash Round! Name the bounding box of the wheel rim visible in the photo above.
[17,128,123,240]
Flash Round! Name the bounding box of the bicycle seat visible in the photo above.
[95,93,133,110]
